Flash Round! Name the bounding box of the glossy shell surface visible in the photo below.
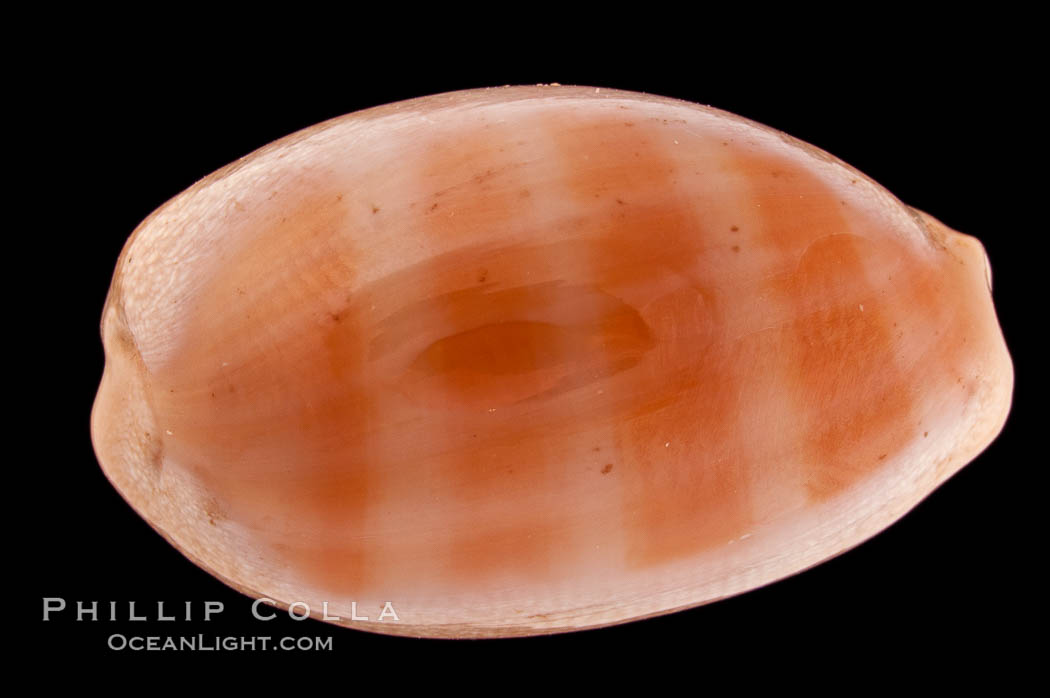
[92,86,1013,637]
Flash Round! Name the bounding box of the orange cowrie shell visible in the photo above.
[91,86,1013,638]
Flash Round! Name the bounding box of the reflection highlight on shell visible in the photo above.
[91,86,1013,638]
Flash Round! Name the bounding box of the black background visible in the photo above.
[23,26,1035,675]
